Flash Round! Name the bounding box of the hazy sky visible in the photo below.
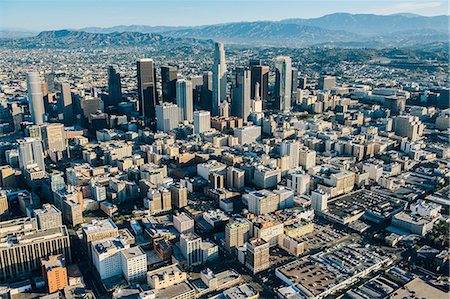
[1,0,448,31]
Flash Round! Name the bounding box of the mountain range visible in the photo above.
[0,13,448,48]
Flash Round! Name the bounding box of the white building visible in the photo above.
[194,110,211,134]
[286,171,310,195]
[234,126,261,145]
[180,233,202,267]
[173,212,194,234]
[92,237,129,280]
[156,103,180,132]
[120,246,147,283]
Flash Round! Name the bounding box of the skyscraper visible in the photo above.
[107,66,122,107]
[231,67,251,121]
[58,82,73,125]
[42,123,66,153]
[26,71,45,125]
[201,71,213,111]
[137,59,157,125]
[250,65,269,107]
[194,110,211,134]
[176,79,193,122]
[212,42,227,116]
[291,67,299,102]
[161,66,177,103]
[274,56,292,113]
[18,137,45,172]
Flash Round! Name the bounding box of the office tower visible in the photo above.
[82,218,119,256]
[275,56,292,112]
[161,66,177,103]
[212,42,227,116]
[18,137,45,172]
[299,76,307,89]
[170,183,188,208]
[286,171,310,195]
[231,67,251,121]
[226,166,245,190]
[180,233,202,267]
[155,103,180,132]
[201,71,213,111]
[219,100,229,118]
[318,75,336,90]
[194,110,211,134]
[26,71,45,125]
[394,115,425,141]
[120,246,147,283]
[41,255,68,294]
[225,219,250,252]
[176,79,193,122]
[58,82,74,125]
[137,58,157,124]
[0,223,71,279]
[280,140,300,169]
[299,147,316,170]
[291,67,298,101]
[107,66,122,107]
[250,65,269,106]
[191,75,203,107]
[34,203,63,230]
[42,123,66,153]
[173,213,194,234]
[26,124,42,140]
[92,237,130,280]
[251,82,263,113]
[245,238,270,274]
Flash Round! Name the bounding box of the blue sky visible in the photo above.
[1,0,447,31]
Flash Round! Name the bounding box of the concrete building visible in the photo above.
[194,110,211,134]
[280,140,300,170]
[161,66,177,103]
[318,75,336,90]
[245,238,270,274]
[120,246,147,283]
[42,123,66,153]
[173,213,194,234]
[234,125,261,145]
[82,218,119,256]
[137,58,157,124]
[18,137,45,172]
[299,147,316,170]
[225,219,250,252]
[170,183,188,208]
[274,56,292,112]
[0,224,71,279]
[393,115,425,141]
[247,190,279,215]
[231,67,251,121]
[156,103,180,132]
[92,237,129,280]
[180,233,202,267]
[34,203,62,230]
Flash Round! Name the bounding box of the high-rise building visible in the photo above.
[156,103,180,132]
[201,71,213,111]
[92,237,130,280]
[280,140,300,170]
[180,233,202,267]
[318,75,336,90]
[194,110,211,134]
[246,190,279,215]
[226,166,245,190]
[0,191,8,220]
[161,66,177,103]
[176,79,193,122]
[18,137,45,172]
[120,246,147,283]
[225,219,250,252]
[231,67,251,121]
[173,212,194,234]
[145,188,172,215]
[170,183,188,208]
[0,223,71,279]
[274,56,292,113]
[137,59,157,125]
[26,71,45,125]
[250,65,269,106]
[41,255,68,294]
[291,67,298,101]
[58,82,74,125]
[393,115,425,141]
[42,123,66,153]
[34,203,63,230]
[82,218,119,257]
[299,76,307,89]
[299,147,316,170]
[245,238,270,274]
[212,42,227,116]
[107,66,122,107]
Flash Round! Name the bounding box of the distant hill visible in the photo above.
[0,13,448,49]
[280,13,449,36]
[0,30,213,49]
